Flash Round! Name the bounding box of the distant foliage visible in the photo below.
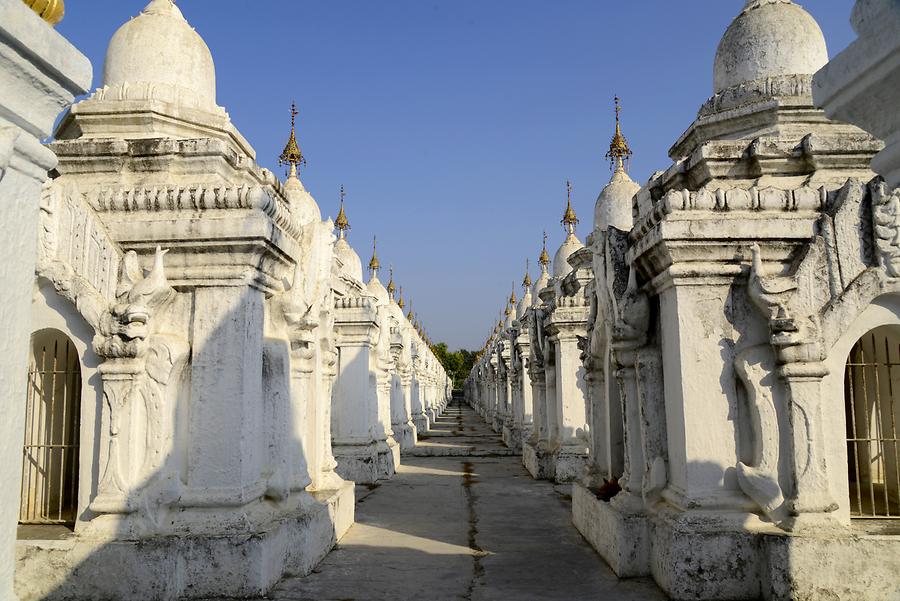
[431,343,476,390]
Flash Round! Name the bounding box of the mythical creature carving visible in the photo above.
[611,269,649,346]
[90,246,190,518]
[872,180,900,278]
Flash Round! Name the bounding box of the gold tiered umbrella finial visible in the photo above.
[605,96,633,172]
[539,231,550,269]
[23,0,65,25]
[335,185,350,238]
[523,258,532,289]
[561,180,579,235]
[387,266,396,298]
[368,236,381,274]
[278,101,307,177]
[397,286,405,309]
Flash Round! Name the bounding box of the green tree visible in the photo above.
[431,342,476,390]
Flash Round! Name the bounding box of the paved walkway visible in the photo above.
[271,402,667,601]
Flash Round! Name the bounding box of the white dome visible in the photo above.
[517,290,532,317]
[334,238,363,283]
[533,269,550,303]
[553,234,584,279]
[505,306,517,329]
[595,168,639,232]
[284,176,322,226]
[713,0,827,94]
[103,0,217,111]
[367,275,390,306]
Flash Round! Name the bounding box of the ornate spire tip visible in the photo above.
[279,101,307,175]
[335,185,350,235]
[561,180,579,233]
[606,96,633,172]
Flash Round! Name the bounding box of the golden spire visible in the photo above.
[407,300,414,321]
[509,282,517,306]
[368,236,380,273]
[539,231,550,269]
[279,102,307,177]
[387,265,396,298]
[23,0,64,25]
[397,286,405,309]
[561,180,578,235]
[523,258,532,289]
[605,96,633,172]
[335,185,350,238]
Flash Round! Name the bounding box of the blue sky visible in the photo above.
[58,1,857,350]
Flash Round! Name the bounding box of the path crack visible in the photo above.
[462,459,484,601]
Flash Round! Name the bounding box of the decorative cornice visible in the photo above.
[82,183,301,240]
[631,184,829,243]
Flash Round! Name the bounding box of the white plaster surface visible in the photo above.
[0,3,91,599]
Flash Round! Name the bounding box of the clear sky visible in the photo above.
[58,1,857,351]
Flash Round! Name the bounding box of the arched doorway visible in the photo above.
[19,329,82,526]
[844,325,900,518]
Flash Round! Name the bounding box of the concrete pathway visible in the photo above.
[271,403,667,601]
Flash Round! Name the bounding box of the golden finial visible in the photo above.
[561,180,578,234]
[335,185,350,237]
[23,0,65,25]
[504,302,512,318]
[539,231,550,269]
[387,266,396,297]
[397,286,405,309]
[279,102,307,177]
[368,236,380,273]
[606,96,633,172]
[407,300,414,321]
[509,282,517,306]
[523,259,532,289]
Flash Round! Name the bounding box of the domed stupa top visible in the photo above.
[280,103,321,225]
[333,187,363,282]
[597,97,639,232]
[103,0,218,111]
[554,182,584,279]
[713,0,827,94]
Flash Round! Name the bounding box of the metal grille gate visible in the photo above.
[845,329,900,519]
[19,331,81,525]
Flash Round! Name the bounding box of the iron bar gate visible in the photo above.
[845,330,900,519]
[19,331,81,526]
